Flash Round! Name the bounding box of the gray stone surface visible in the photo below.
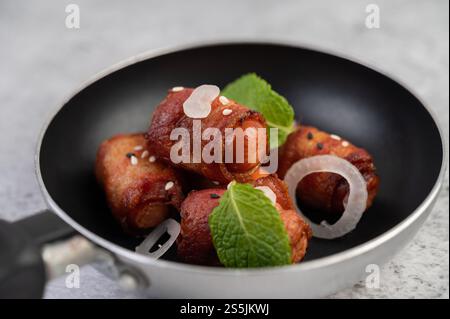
[0,0,448,299]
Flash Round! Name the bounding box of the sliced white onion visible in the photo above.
[255,186,277,205]
[284,155,368,239]
[135,218,180,259]
[183,84,220,118]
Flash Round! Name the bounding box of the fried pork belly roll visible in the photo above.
[95,133,184,235]
[278,126,379,215]
[177,178,311,265]
[252,174,312,262]
[177,188,225,266]
[278,206,312,263]
[146,88,267,184]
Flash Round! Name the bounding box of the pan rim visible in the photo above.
[35,39,447,276]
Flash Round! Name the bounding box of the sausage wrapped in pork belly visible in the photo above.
[277,126,379,215]
[146,88,267,184]
[177,175,312,265]
[95,133,185,235]
[177,188,225,266]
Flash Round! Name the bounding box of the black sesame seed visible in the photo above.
[126,152,135,158]
[307,132,314,140]
[317,143,324,150]
[210,193,220,199]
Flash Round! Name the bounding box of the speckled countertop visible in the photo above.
[0,0,448,299]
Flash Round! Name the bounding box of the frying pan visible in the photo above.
[0,42,445,298]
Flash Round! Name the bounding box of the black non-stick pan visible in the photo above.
[0,42,445,298]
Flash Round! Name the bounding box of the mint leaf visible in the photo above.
[208,182,292,268]
[222,73,295,147]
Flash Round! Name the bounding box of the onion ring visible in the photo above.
[284,155,368,239]
[135,218,180,258]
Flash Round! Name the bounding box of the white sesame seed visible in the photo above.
[222,109,232,116]
[141,150,149,158]
[171,86,184,92]
[219,96,230,105]
[165,181,174,191]
[134,145,143,151]
[130,156,138,165]
[212,181,220,185]
[330,134,341,141]
[342,141,350,147]
[149,155,156,162]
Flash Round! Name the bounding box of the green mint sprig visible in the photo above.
[208,182,292,268]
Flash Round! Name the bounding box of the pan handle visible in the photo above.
[0,210,69,298]
[0,210,147,298]
[14,210,76,245]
